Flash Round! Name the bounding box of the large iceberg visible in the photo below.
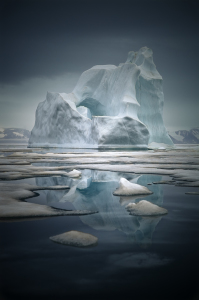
[29,47,173,148]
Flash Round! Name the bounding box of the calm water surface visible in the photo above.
[0,146,199,300]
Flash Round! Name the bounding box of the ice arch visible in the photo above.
[29,47,173,149]
[77,98,107,117]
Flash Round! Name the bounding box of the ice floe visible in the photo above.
[0,145,198,186]
[0,164,81,180]
[0,182,97,219]
[113,178,153,196]
[50,230,98,247]
[126,200,168,216]
[67,169,81,178]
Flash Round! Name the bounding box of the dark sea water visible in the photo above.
[0,145,199,300]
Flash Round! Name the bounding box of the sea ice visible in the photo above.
[0,182,97,219]
[67,169,81,178]
[1,146,199,186]
[126,200,168,216]
[50,230,98,247]
[113,178,153,196]
[35,173,165,246]
[29,47,173,148]
[0,164,81,180]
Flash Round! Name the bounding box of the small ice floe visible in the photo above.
[113,178,153,196]
[50,230,98,247]
[126,200,168,216]
[67,169,81,178]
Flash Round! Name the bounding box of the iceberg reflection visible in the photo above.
[36,170,165,247]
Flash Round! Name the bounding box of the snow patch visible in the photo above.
[113,178,153,196]
[0,182,97,219]
[126,200,168,216]
[50,230,98,247]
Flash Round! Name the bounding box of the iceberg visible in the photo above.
[29,47,173,148]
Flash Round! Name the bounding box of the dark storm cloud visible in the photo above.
[0,0,198,130]
[0,0,198,84]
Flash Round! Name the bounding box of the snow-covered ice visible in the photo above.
[126,200,168,216]
[29,47,173,149]
[1,145,198,186]
[66,169,81,178]
[50,230,98,247]
[0,165,81,180]
[0,182,97,219]
[113,178,153,196]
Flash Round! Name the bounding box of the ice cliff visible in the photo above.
[29,47,173,148]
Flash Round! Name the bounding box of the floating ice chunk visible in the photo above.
[113,178,153,196]
[67,169,81,178]
[126,200,168,216]
[0,200,97,219]
[50,230,98,247]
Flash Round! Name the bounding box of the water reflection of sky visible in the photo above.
[0,170,199,300]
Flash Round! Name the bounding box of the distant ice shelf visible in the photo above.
[29,47,173,149]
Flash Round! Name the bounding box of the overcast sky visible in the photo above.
[0,0,198,131]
